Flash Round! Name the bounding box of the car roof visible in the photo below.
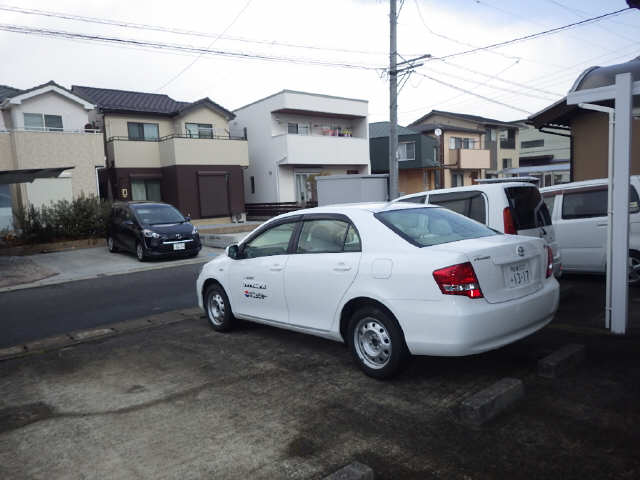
[113,201,169,208]
[275,201,438,219]
[395,182,537,200]
[540,177,623,193]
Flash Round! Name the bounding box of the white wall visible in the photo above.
[26,173,73,208]
[519,124,570,161]
[9,91,91,131]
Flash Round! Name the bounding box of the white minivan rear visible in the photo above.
[395,182,561,276]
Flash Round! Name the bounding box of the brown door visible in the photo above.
[198,172,230,217]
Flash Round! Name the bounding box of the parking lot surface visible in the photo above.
[1,293,639,479]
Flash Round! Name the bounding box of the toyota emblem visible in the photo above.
[517,246,525,257]
[176,234,182,239]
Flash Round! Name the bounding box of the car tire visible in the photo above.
[107,236,118,253]
[629,252,640,286]
[135,241,147,262]
[188,251,199,258]
[204,283,234,332]
[347,305,408,379]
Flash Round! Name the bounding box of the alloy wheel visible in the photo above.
[629,255,640,285]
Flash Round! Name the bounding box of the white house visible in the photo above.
[232,90,370,206]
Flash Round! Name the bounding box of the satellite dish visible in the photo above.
[434,128,442,137]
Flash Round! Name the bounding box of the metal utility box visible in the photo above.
[316,174,389,206]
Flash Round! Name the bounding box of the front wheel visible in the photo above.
[348,306,408,379]
[135,241,146,262]
[204,284,235,332]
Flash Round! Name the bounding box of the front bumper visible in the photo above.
[389,278,560,356]
[143,236,202,257]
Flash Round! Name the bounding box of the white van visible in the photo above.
[540,177,640,284]
[394,181,561,276]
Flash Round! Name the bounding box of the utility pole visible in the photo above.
[389,0,398,200]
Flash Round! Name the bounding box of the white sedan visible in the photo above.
[197,203,559,379]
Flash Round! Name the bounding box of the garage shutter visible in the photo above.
[198,172,230,217]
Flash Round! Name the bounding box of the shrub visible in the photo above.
[14,195,111,244]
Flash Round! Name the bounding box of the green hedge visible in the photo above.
[14,195,111,244]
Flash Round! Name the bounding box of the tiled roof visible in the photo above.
[410,109,519,129]
[369,121,417,138]
[0,84,23,102]
[71,85,234,119]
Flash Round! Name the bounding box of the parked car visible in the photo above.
[106,201,201,261]
[196,203,559,379]
[394,181,561,277]
[541,176,640,284]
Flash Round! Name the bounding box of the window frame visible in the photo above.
[294,217,362,254]
[185,122,214,138]
[23,113,64,131]
[521,139,544,149]
[127,122,160,141]
[238,216,302,259]
[397,141,416,161]
[561,188,608,220]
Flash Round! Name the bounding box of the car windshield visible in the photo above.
[375,207,497,247]
[132,205,185,225]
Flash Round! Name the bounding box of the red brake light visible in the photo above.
[503,207,516,234]
[433,262,483,299]
[546,246,553,278]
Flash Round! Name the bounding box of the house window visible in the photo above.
[449,137,478,149]
[287,122,310,135]
[451,172,464,187]
[23,113,63,131]
[521,139,544,149]
[127,122,159,141]
[131,179,162,201]
[185,123,214,138]
[250,176,255,194]
[397,142,416,161]
[502,158,512,169]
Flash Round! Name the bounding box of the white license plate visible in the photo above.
[173,242,185,251]
[505,262,530,288]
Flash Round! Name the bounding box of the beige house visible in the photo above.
[409,110,520,188]
[0,81,104,229]
[72,86,249,221]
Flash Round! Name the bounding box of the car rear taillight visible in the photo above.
[433,262,483,299]
[546,246,553,278]
[503,207,516,234]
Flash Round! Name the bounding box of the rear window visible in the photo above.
[428,191,487,224]
[505,186,550,229]
[375,207,497,248]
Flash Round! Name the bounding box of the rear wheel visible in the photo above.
[204,283,234,332]
[348,305,408,379]
[629,252,640,286]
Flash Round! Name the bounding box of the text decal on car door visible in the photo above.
[243,278,268,299]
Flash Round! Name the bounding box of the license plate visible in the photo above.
[505,262,530,288]
[173,242,185,251]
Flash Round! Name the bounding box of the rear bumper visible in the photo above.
[389,278,559,356]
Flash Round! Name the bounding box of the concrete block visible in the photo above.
[201,233,244,249]
[324,462,375,480]
[0,344,27,359]
[538,344,585,378]
[459,378,524,427]
[70,328,115,341]
[25,335,73,352]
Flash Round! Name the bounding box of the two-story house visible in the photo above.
[232,90,370,208]
[0,80,104,230]
[368,122,438,194]
[409,110,520,188]
[514,122,570,187]
[71,85,249,221]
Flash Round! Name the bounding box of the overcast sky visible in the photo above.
[1,0,638,125]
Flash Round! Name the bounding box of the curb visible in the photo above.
[0,307,204,362]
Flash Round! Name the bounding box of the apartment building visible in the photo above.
[409,110,520,188]
[0,81,104,229]
[232,90,370,207]
[72,85,249,221]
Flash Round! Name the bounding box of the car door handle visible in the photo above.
[597,222,607,227]
[269,264,284,271]
[333,265,352,272]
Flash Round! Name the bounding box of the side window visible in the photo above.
[344,224,362,252]
[543,195,556,217]
[562,189,607,219]
[243,222,297,259]
[429,191,487,224]
[631,186,640,214]
[297,219,351,253]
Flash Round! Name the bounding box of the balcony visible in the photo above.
[107,134,249,169]
[448,148,490,170]
[276,134,369,166]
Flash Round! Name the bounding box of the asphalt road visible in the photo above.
[0,263,203,348]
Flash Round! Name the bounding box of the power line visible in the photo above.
[431,6,632,61]
[414,72,533,114]
[156,0,253,92]
[0,3,411,58]
[0,23,386,71]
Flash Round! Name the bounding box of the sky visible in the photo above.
[0,0,638,126]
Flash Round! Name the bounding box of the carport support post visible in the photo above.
[610,73,632,334]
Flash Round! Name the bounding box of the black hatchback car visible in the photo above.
[106,201,201,261]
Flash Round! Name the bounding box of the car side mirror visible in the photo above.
[226,243,240,259]
[184,215,191,222]
[122,219,134,226]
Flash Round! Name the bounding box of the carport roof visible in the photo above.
[0,167,74,184]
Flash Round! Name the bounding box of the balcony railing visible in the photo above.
[107,133,246,142]
[9,128,102,134]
